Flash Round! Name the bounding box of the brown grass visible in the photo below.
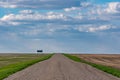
[74,54,120,70]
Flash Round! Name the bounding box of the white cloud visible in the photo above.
[0,12,67,21]
[19,10,33,14]
[87,25,113,32]
[92,2,120,15]
[64,2,92,12]
[0,2,119,35]
[106,2,120,13]
[87,2,120,21]
[0,1,17,8]
[76,25,116,32]
[0,10,108,27]
[0,12,70,27]
[0,14,21,26]
[81,2,92,7]
[19,24,71,37]
[64,7,80,12]
[1,14,14,21]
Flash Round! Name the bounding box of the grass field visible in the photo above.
[64,54,120,78]
[0,54,44,68]
[0,54,53,80]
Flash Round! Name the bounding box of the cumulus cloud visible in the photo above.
[0,12,72,27]
[87,25,115,32]
[90,2,120,15]
[76,25,116,32]
[0,10,109,27]
[19,10,33,14]
[64,7,80,12]
[1,12,68,21]
[106,2,120,14]
[0,1,119,37]
[81,2,92,7]
[84,2,120,23]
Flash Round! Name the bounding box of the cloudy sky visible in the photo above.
[0,0,120,53]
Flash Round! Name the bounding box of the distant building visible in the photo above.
[37,50,43,53]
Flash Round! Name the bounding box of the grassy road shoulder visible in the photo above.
[63,54,120,78]
[0,54,53,80]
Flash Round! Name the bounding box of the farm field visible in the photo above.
[0,54,45,68]
[4,54,120,80]
[74,54,120,69]
[0,53,53,80]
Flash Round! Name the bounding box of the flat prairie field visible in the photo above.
[74,54,120,69]
[0,54,45,68]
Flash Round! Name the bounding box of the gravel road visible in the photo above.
[4,54,120,80]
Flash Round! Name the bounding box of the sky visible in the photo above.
[0,0,120,53]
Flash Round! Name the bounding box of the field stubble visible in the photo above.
[74,54,120,69]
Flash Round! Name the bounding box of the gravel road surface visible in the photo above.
[4,54,120,80]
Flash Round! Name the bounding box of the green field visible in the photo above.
[0,54,53,80]
[63,54,120,78]
[0,54,43,68]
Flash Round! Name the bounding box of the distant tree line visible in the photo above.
[37,50,43,53]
